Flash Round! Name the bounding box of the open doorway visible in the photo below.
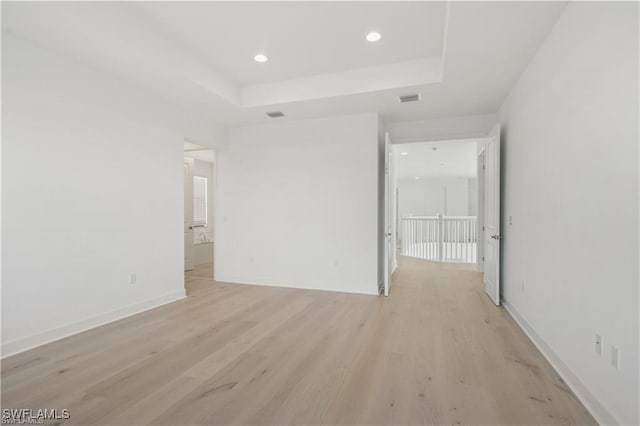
[184,141,215,294]
[393,139,482,268]
[387,129,502,304]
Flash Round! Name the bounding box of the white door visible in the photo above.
[184,158,194,271]
[483,124,501,305]
[383,132,393,296]
[477,150,485,273]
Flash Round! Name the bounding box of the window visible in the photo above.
[193,176,208,227]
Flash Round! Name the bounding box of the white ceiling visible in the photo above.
[138,2,446,86]
[1,1,567,127]
[393,139,479,180]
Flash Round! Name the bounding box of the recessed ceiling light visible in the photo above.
[366,31,382,42]
[401,152,408,156]
[415,176,420,180]
[254,54,268,63]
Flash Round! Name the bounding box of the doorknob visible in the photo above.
[491,234,502,240]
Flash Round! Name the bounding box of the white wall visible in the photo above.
[215,113,380,295]
[397,177,473,219]
[498,3,638,424]
[468,178,478,216]
[446,179,470,216]
[1,33,225,356]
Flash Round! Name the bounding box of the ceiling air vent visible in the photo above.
[266,111,284,118]
[399,93,422,103]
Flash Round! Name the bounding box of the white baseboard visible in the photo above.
[502,300,619,426]
[214,275,379,296]
[1,289,186,358]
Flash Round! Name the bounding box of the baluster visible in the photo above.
[461,220,464,260]
[426,220,430,260]
[451,220,454,261]
[416,219,420,259]
[422,219,426,260]
[448,220,452,261]
[408,219,411,257]
[467,219,473,263]
[455,220,459,260]
[439,217,444,262]
[473,219,476,262]
[431,219,435,260]
[464,220,468,262]
[409,219,412,256]
[402,219,406,255]
[453,220,456,260]
[412,219,416,258]
[409,219,416,256]
[470,218,473,262]
[429,220,436,260]
[437,219,441,261]
[424,219,428,260]
[418,220,422,259]
[469,219,474,262]
[468,219,472,261]
[457,220,460,260]
[469,219,472,262]
[449,220,452,261]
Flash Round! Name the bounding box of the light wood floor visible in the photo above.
[2,257,596,425]
[185,262,215,295]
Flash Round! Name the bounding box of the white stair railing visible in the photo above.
[401,215,477,263]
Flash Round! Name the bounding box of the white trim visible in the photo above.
[392,132,489,145]
[1,290,186,358]
[503,300,619,426]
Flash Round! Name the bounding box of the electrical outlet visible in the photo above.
[595,334,602,356]
[509,215,513,225]
[129,273,136,285]
[521,279,526,293]
[611,346,619,369]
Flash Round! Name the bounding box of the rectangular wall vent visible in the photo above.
[266,111,285,118]
[399,93,422,103]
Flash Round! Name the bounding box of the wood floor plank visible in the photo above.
[1,259,597,425]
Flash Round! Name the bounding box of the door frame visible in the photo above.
[184,157,195,272]
[383,132,393,296]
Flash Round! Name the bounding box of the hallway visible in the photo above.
[2,257,595,425]
[185,262,215,295]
